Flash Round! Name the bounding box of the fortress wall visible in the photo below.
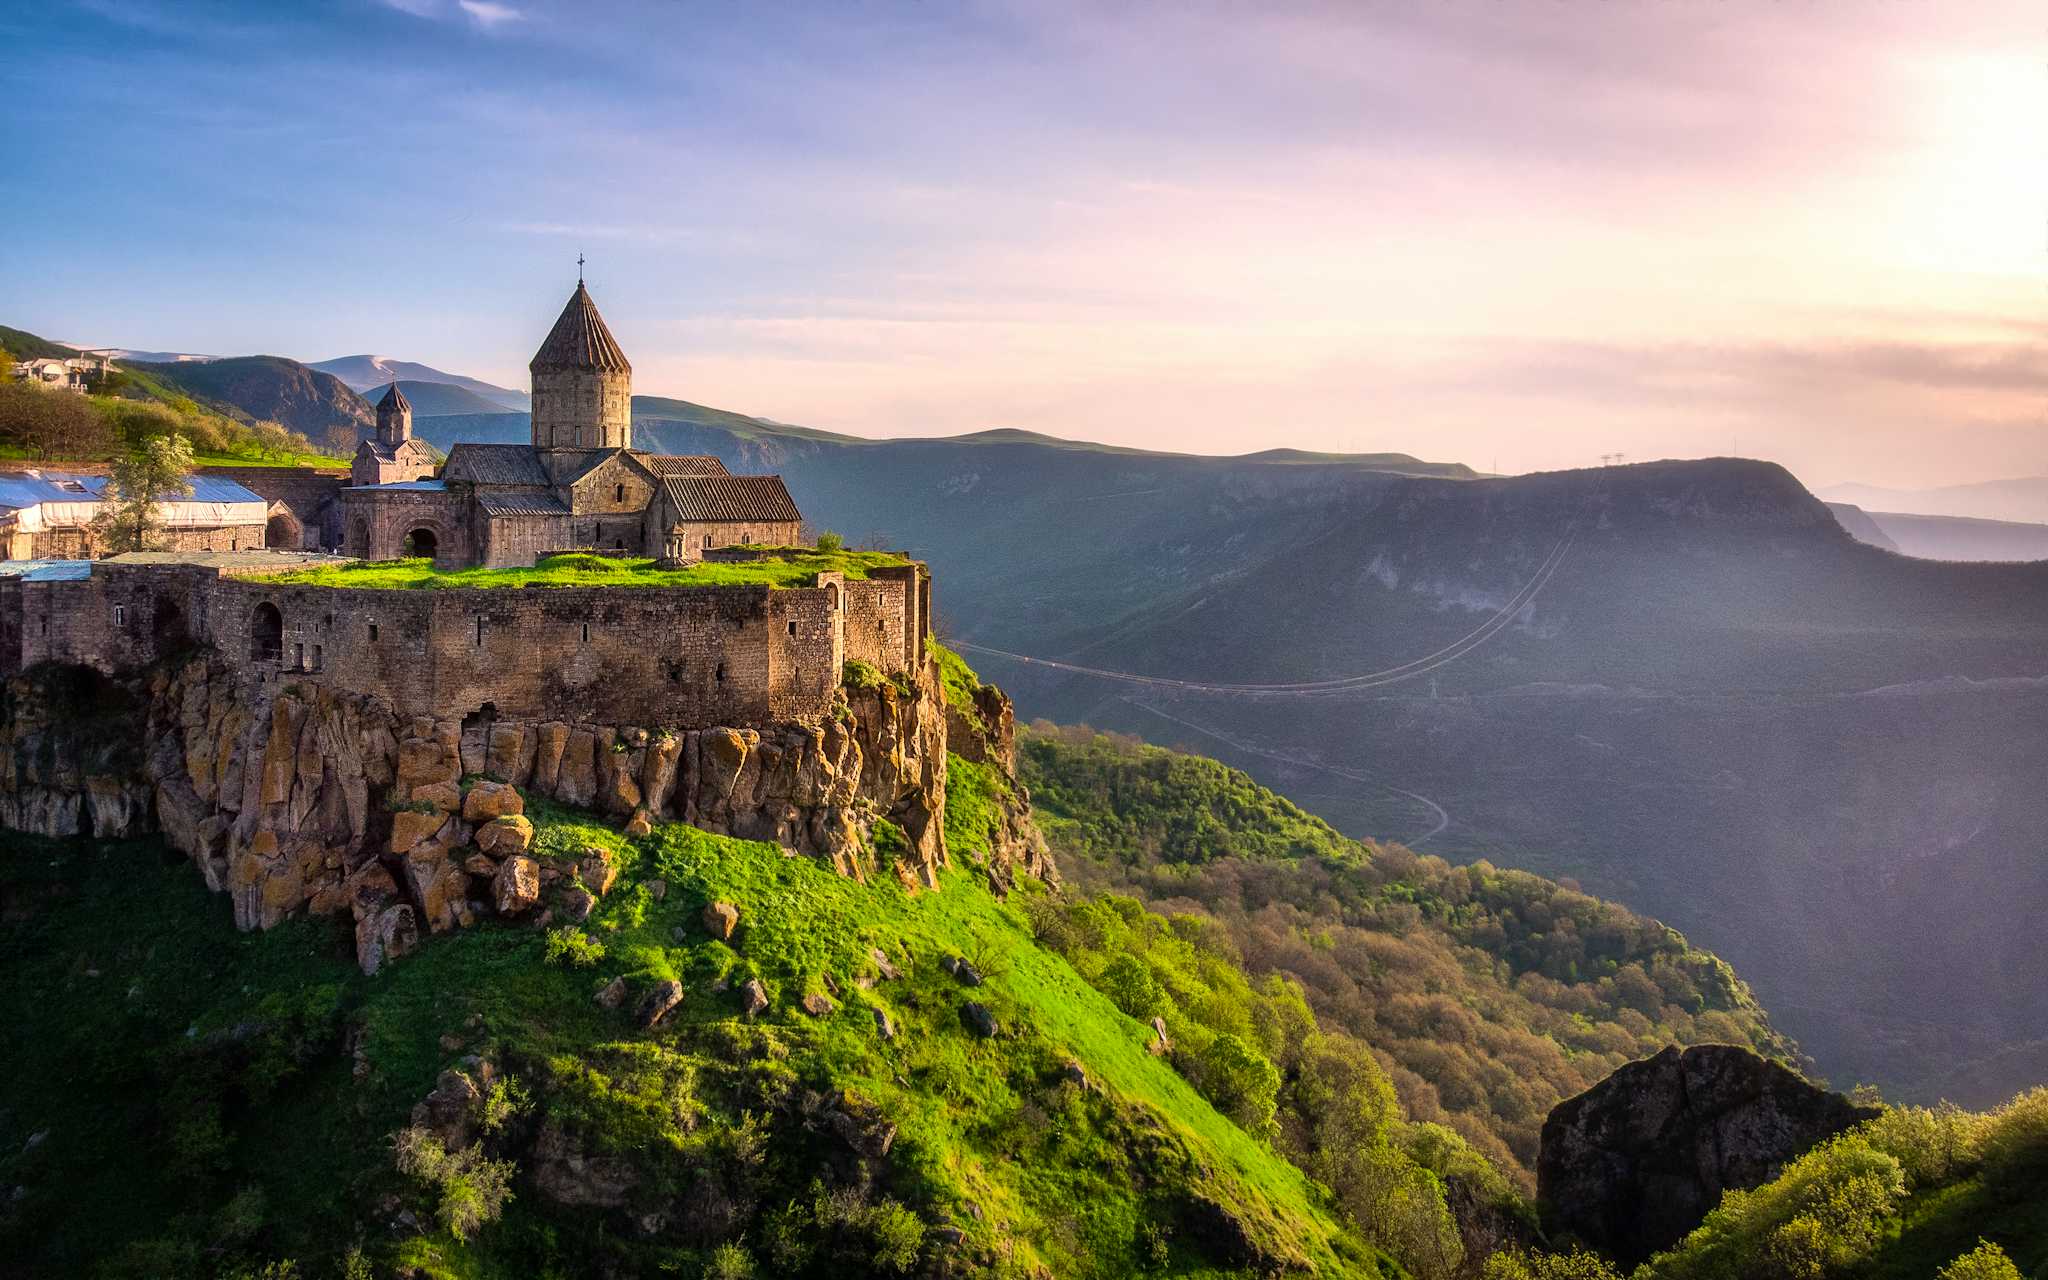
[198,578,850,725]
[841,564,926,671]
[4,560,921,729]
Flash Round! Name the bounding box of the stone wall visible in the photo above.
[337,488,472,564]
[12,521,268,560]
[207,466,346,550]
[0,561,922,727]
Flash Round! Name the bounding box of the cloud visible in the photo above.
[457,0,522,28]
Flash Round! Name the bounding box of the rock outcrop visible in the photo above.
[1,650,1056,974]
[1537,1044,1878,1266]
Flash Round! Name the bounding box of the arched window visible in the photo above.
[614,483,625,503]
[250,602,283,662]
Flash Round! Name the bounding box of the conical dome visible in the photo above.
[529,283,632,374]
[376,380,411,413]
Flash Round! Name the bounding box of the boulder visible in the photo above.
[623,809,653,838]
[577,847,618,897]
[739,978,769,1018]
[1538,1044,1879,1267]
[531,1121,638,1210]
[410,780,462,814]
[462,780,523,822]
[943,955,984,987]
[387,808,444,854]
[961,1001,998,1039]
[476,814,534,857]
[559,886,597,922]
[492,855,540,915]
[636,980,684,1028]
[1150,1016,1171,1055]
[873,1007,896,1041]
[355,903,418,975]
[702,901,739,941]
[594,975,628,1010]
[801,992,836,1018]
[868,947,901,981]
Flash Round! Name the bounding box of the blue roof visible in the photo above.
[0,559,93,581]
[0,471,107,511]
[185,474,266,503]
[0,470,262,510]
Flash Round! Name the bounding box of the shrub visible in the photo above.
[843,659,886,692]
[390,1126,517,1242]
[1483,1248,1624,1280]
[1978,1086,2048,1185]
[815,530,844,552]
[543,926,606,968]
[706,1242,757,1280]
[1859,1101,1984,1188]
[1937,1241,2023,1280]
[1642,1135,1907,1280]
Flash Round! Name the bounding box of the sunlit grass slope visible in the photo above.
[0,799,1393,1279]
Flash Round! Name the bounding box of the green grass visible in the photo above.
[943,752,1010,857]
[260,548,914,591]
[931,639,988,730]
[0,799,1391,1279]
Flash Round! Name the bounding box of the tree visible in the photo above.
[1937,1241,2022,1280]
[0,381,115,459]
[95,435,196,554]
[1188,1032,1281,1136]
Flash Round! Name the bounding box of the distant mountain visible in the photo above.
[63,346,216,363]
[308,355,528,410]
[1863,510,2048,562]
[376,379,511,417]
[1824,502,1899,553]
[130,355,373,441]
[1820,476,2048,525]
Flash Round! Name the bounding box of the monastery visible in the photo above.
[339,279,801,567]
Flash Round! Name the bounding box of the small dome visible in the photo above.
[530,283,631,374]
[377,381,411,414]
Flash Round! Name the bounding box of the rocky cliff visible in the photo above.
[0,651,1050,972]
[1537,1044,1878,1265]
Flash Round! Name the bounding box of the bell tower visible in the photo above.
[374,380,412,446]
[529,267,632,451]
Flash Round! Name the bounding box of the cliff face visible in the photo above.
[1,652,1048,971]
[1538,1044,1878,1265]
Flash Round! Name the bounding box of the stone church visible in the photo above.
[338,281,801,568]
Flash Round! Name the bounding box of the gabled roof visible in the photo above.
[443,443,550,487]
[477,492,572,517]
[661,474,801,524]
[0,470,261,509]
[376,381,410,414]
[637,453,730,478]
[551,447,634,486]
[530,283,631,374]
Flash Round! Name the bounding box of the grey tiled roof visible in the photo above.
[477,492,571,517]
[661,474,801,524]
[638,453,730,478]
[376,381,410,413]
[529,283,631,373]
[443,443,550,487]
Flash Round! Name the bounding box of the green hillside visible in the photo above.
[0,804,1405,1279]
[0,322,75,360]
[1018,724,1795,1187]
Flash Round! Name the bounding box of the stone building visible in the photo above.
[338,280,800,567]
[351,382,437,487]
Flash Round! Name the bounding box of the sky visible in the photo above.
[2,0,2043,489]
